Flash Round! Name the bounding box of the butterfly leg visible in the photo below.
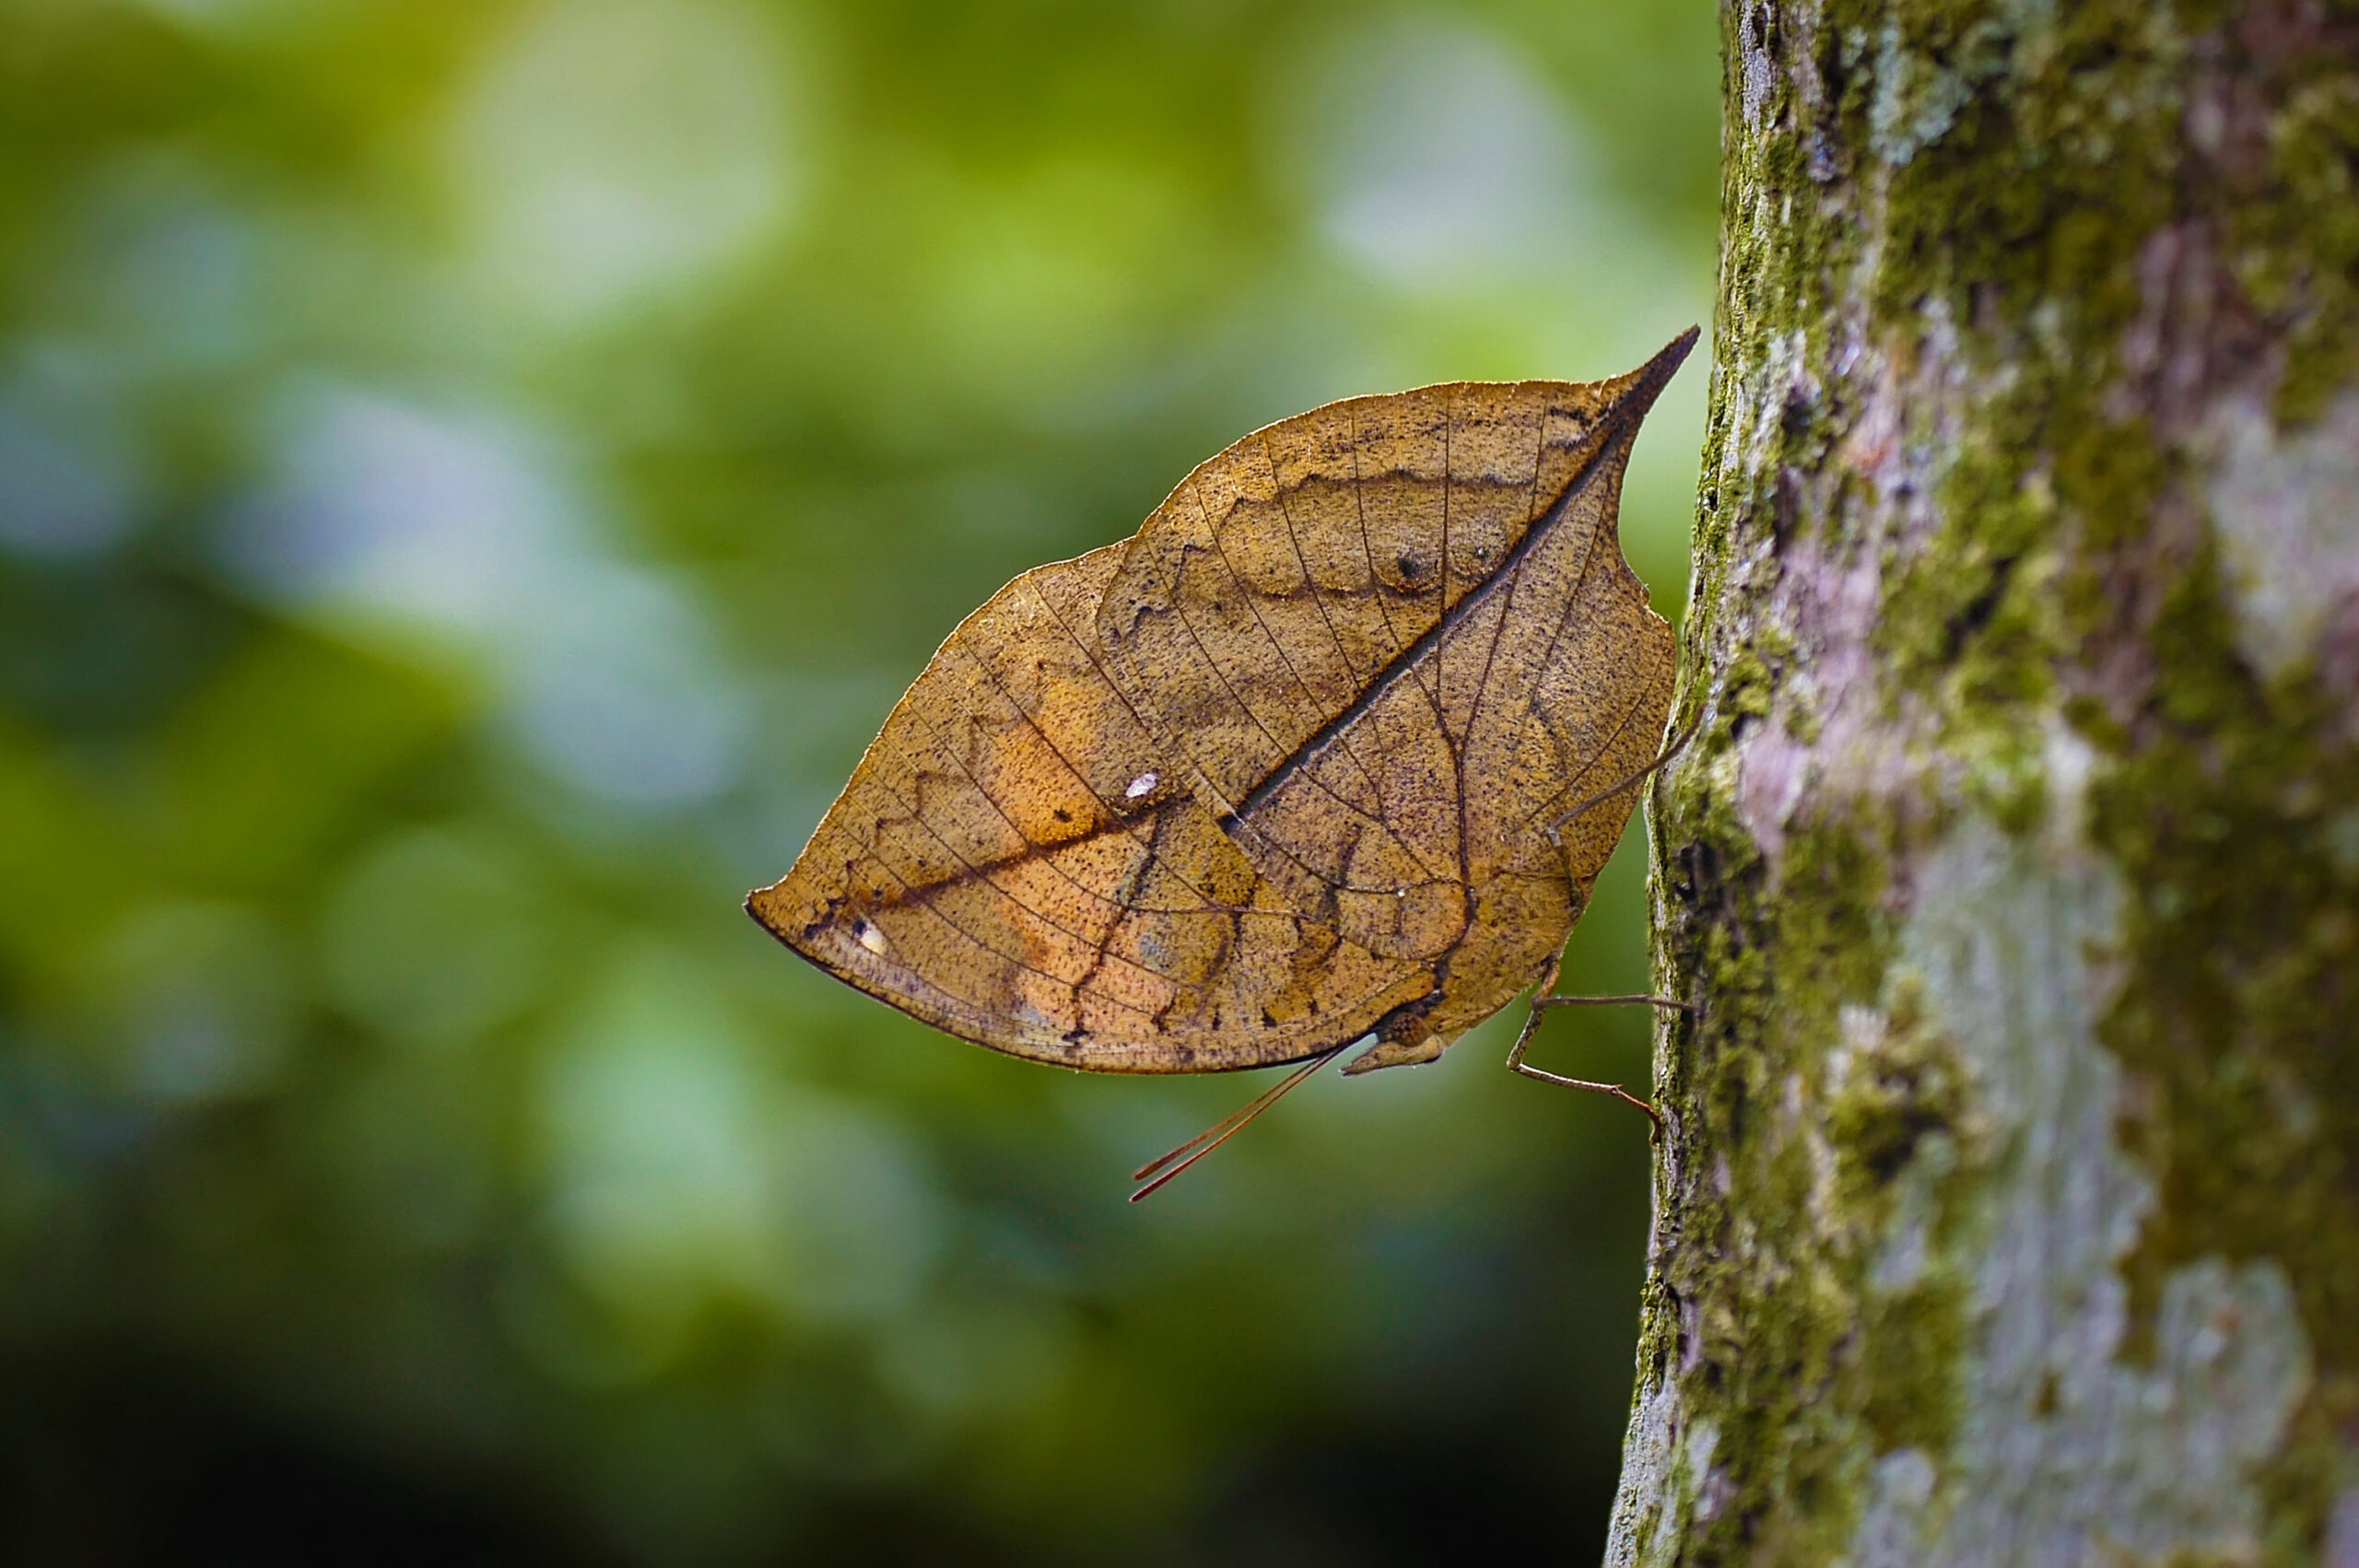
[1507,954,1697,1141]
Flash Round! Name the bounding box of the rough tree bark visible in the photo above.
[1610,1,2359,1562]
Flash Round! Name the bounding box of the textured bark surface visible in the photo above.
[1610,1,2359,1562]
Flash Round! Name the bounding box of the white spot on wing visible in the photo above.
[1124,771,1158,800]
[852,918,888,956]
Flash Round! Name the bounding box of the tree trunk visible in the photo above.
[1609,2,2359,1562]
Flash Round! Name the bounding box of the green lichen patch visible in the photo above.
[1649,732,1991,1560]
[2086,543,2359,1562]
[1828,973,1982,1465]
[1626,0,2359,1559]
[1853,1,2185,333]
[1875,455,2058,717]
[1855,1275,1969,1457]
[1825,975,1964,1224]
[1877,419,2071,833]
[2232,75,2359,428]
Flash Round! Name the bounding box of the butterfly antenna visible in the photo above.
[1129,1043,1350,1202]
[1543,712,1703,840]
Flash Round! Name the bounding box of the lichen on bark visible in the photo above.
[1610,1,2359,1562]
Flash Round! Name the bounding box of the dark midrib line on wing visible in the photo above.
[854,800,1148,907]
[1438,395,1454,723]
[819,821,1170,1022]
[845,764,1193,999]
[1156,543,1454,886]
[1460,408,1558,755]
[1220,408,1633,832]
[897,676,1156,925]
[1454,405,1555,898]
[1191,485,1389,813]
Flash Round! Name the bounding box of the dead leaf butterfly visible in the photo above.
[749,331,1700,1198]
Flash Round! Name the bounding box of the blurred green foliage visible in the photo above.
[0,0,1716,1560]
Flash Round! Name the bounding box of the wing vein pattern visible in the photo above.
[749,333,1693,1076]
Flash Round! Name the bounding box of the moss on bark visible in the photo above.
[1612,0,2359,1562]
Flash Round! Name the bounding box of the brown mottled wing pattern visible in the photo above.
[1093,358,1677,983]
[745,543,1434,1072]
[749,334,1688,1072]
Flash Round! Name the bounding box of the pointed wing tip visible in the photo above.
[1614,328,1702,418]
[1649,325,1702,374]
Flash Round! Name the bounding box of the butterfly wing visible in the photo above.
[752,334,1691,1071]
[747,544,1434,1072]
[1093,346,1684,979]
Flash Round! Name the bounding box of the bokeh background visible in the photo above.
[0,0,1716,1561]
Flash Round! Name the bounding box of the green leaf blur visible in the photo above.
[0,0,1715,1560]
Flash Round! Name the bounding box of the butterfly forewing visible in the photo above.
[750,332,1693,1076]
[1092,369,1671,956]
